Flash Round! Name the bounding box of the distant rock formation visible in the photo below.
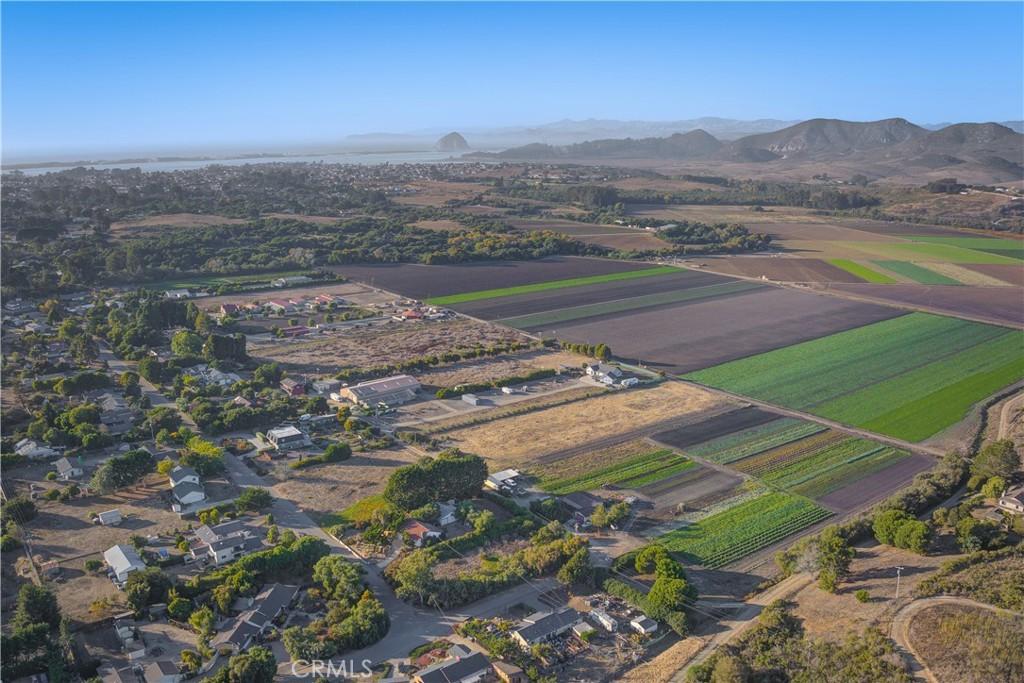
[436,132,470,152]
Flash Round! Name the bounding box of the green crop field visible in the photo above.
[757,438,903,489]
[900,235,1024,260]
[873,261,962,285]
[827,259,898,283]
[658,492,831,568]
[791,447,911,499]
[685,313,1024,441]
[424,265,680,305]
[498,280,761,329]
[843,241,1019,265]
[539,449,693,494]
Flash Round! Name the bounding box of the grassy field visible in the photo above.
[424,265,680,305]
[827,259,898,283]
[320,493,397,529]
[498,280,761,329]
[685,313,1024,441]
[657,492,831,568]
[538,449,694,494]
[873,261,962,285]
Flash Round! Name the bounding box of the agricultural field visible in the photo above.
[506,217,641,236]
[830,282,1024,327]
[899,234,1024,260]
[657,491,832,568]
[685,312,1024,442]
[962,263,1024,286]
[871,260,962,285]
[328,256,652,300]
[538,448,694,494]
[548,286,901,374]
[693,256,865,283]
[441,380,722,467]
[827,259,898,283]
[838,240,1020,264]
[424,265,679,305]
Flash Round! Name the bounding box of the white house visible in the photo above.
[590,608,617,632]
[511,609,583,650]
[14,439,59,459]
[169,466,206,508]
[630,616,658,635]
[267,425,308,450]
[104,544,146,584]
[438,501,458,527]
[55,457,83,480]
[998,486,1024,515]
[97,509,123,526]
[144,661,182,683]
[190,520,263,565]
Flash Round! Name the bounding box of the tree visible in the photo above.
[189,605,215,640]
[171,330,203,357]
[138,356,163,383]
[13,584,61,630]
[710,655,750,683]
[872,509,914,546]
[646,577,695,620]
[972,440,1019,480]
[236,487,273,512]
[125,568,172,612]
[168,597,193,621]
[981,476,1007,500]
[313,555,364,602]
[893,520,931,555]
[179,650,202,675]
[557,546,593,587]
[156,459,175,475]
[323,442,352,462]
[817,526,854,593]
[227,646,276,683]
[590,504,609,529]
[391,550,436,605]
[1,496,37,526]
[266,525,280,544]
[382,450,487,510]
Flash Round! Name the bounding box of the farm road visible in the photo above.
[674,378,946,458]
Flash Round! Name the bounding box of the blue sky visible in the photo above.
[3,2,1022,159]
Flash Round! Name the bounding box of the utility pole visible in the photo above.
[894,565,905,600]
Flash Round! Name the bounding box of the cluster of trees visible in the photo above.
[873,510,932,554]
[435,368,557,398]
[53,370,110,396]
[281,555,389,659]
[387,519,589,609]
[24,400,114,451]
[171,330,247,362]
[89,448,155,493]
[204,646,276,683]
[658,221,772,252]
[686,601,910,682]
[1,585,72,682]
[605,545,696,635]
[589,500,631,529]
[559,341,611,360]
[383,449,488,510]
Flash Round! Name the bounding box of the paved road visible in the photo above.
[889,596,1024,683]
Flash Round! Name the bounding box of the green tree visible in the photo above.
[817,526,854,593]
[646,577,696,620]
[556,546,593,587]
[312,555,364,602]
[972,440,1019,479]
[170,330,203,357]
[189,605,215,640]
[981,476,1007,499]
[13,584,61,630]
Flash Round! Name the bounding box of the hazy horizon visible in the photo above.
[3,2,1022,162]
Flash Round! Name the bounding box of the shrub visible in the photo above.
[84,559,103,572]
[854,589,870,603]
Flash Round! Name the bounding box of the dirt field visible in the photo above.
[552,286,902,374]
[443,381,723,467]
[576,232,673,251]
[828,283,1024,327]
[451,268,722,320]
[922,262,1013,287]
[960,263,1024,286]
[196,281,388,311]
[696,256,865,283]
[270,449,420,524]
[626,203,823,224]
[390,180,487,206]
[816,453,936,512]
[263,212,343,225]
[252,318,528,375]
[326,257,654,299]
[619,637,705,683]
[109,212,247,235]
[651,406,780,450]
[411,219,465,232]
[507,218,638,236]
[413,349,581,389]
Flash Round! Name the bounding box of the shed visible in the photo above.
[630,616,658,635]
[97,509,123,526]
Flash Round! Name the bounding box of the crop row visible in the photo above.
[872,260,962,285]
[732,431,846,476]
[658,492,831,568]
[828,259,898,284]
[793,447,910,499]
[759,438,889,489]
[499,279,761,330]
[425,265,679,305]
[540,449,691,494]
[619,459,699,489]
[685,418,824,464]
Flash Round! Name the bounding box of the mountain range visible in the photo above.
[469,118,1024,183]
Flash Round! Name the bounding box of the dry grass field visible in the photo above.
[196,281,386,311]
[576,232,670,251]
[390,180,486,206]
[414,349,581,389]
[252,318,527,375]
[271,449,420,524]
[109,212,247,235]
[411,219,466,232]
[443,381,721,467]
[263,212,344,225]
